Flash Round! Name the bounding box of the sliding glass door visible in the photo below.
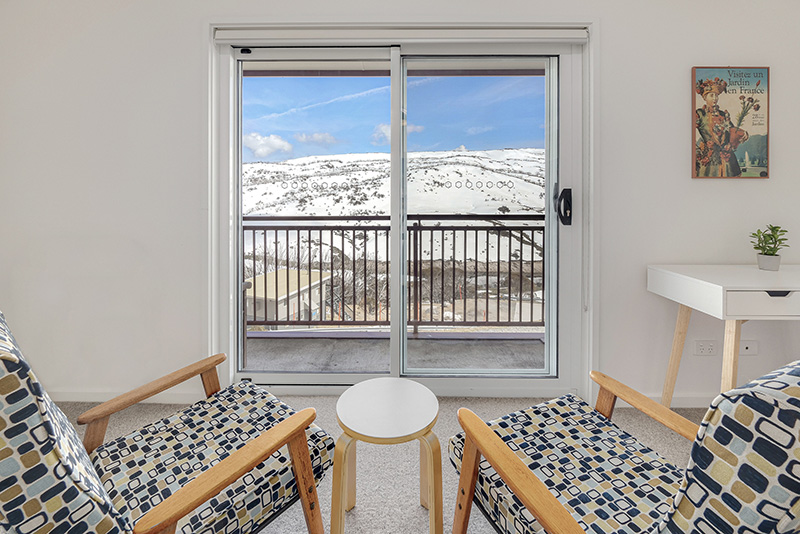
[402,57,553,376]
[239,50,393,378]
[234,46,565,389]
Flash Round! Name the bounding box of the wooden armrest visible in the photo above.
[77,353,226,454]
[453,408,584,534]
[133,408,323,534]
[77,353,226,426]
[590,370,699,441]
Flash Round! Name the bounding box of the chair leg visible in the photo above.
[452,437,480,534]
[287,432,325,534]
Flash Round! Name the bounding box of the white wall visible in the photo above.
[1,0,797,405]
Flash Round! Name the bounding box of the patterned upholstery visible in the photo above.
[655,361,800,534]
[449,394,685,534]
[0,311,335,534]
[92,382,334,534]
[0,311,127,534]
[450,361,800,534]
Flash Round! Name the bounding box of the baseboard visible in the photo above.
[260,382,577,399]
[628,392,714,409]
[46,388,715,407]
[649,394,716,409]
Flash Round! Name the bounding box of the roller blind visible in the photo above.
[214,25,589,47]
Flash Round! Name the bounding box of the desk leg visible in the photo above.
[661,304,692,407]
[721,320,744,392]
[331,433,357,534]
[419,431,443,534]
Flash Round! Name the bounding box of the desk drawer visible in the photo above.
[726,290,800,317]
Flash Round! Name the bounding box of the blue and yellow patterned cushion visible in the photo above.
[0,311,127,534]
[91,381,335,534]
[449,394,686,534]
[655,360,800,534]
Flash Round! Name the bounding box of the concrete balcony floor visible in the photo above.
[243,334,545,373]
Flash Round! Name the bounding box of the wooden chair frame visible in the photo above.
[452,371,701,534]
[76,354,324,534]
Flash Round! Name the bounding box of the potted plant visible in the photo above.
[750,224,789,271]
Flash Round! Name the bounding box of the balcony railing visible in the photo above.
[243,214,544,331]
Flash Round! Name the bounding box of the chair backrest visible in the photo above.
[0,311,129,533]
[656,360,800,534]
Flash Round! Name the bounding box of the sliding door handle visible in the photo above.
[557,188,572,226]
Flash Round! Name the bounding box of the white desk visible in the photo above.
[647,264,800,406]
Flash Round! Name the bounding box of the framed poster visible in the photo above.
[693,67,769,178]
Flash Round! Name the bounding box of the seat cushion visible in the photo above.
[449,394,685,534]
[91,381,334,534]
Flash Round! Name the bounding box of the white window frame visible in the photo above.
[209,24,592,398]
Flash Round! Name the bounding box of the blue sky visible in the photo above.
[241,75,545,163]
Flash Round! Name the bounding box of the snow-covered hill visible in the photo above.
[243,148,546,216]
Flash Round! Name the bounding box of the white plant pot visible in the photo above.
[757,253,781,271]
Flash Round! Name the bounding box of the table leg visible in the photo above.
[419,431,443,534]
[331,433,357,534]
[661,304,692,407]
[346,440,357,511]
[420,440,429,509]
[721,319,744,392]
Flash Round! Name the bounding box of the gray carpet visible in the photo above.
[59,396,705,533]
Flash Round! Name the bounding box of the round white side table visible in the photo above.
[330,377,443,534]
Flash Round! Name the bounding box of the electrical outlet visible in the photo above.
[740,340,759,356]
[694,340,718,356]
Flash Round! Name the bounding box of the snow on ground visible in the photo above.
[242,148,545,216]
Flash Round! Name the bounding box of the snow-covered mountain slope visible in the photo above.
[242,148,546,216]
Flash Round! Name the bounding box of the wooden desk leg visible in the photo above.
[419,431,443,534]
[331,433,357,534]
[661,304,692,407]
[721,319,744,392]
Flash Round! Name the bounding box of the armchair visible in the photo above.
[451,363,800,534]
[0,311,334,534]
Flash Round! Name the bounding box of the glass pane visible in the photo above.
[240,59,392,374]
[403,57,547,375]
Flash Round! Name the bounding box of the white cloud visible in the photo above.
[467,126,495,135]
[371,123,425,145]
[243,133,292,158]
[371,124,391,145]
[295,132,338,145]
